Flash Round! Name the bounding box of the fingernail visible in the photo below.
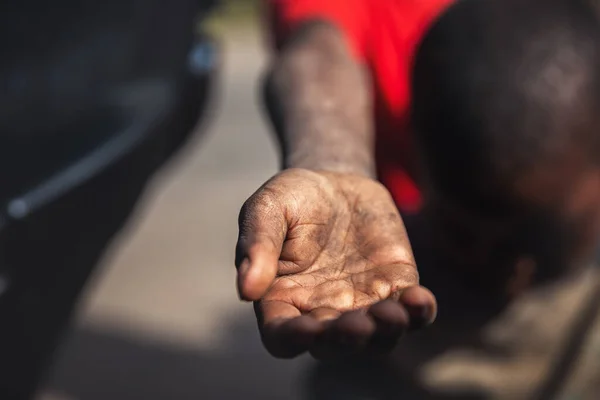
[426,305,437,324]
[239,258,251,277]
[406,305,435,331]
[418,305,435,324]
[237,259,251,300]
[421,305,432,320]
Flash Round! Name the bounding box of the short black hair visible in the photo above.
[412,0,600,214]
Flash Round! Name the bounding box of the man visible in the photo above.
[236,0,600,396]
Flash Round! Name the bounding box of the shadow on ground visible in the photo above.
[45,314,313,400]
[44,317,488,400]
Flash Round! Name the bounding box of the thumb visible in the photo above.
[236,195,287,301]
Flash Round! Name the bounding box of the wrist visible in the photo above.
[284,153,376,179]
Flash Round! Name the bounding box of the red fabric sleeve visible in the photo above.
[265,0,371,60]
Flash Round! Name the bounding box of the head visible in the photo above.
[412,0,600,295]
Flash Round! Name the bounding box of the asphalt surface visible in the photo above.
[38,30,316,400]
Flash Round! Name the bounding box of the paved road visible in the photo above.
[39,30,315,400]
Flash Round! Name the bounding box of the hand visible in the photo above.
[236,168,436,359]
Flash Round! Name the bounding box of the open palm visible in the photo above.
[236,169,436,359]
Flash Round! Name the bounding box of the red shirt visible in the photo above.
[266,0,454,214]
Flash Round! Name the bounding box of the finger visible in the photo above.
[308,307,341,322]
[397,286,437,330]
[310,310,376,360]
[306,308,341,360]
[367,300,410,354]
[236,194,287,301]
[333,310,377,349]
[257,300,322,359]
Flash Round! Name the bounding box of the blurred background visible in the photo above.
[25,1,317,399]
[2,1,598,399]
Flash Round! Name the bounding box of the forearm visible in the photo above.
[263,21,375,178]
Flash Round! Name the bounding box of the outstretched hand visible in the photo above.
[236,169,436,359]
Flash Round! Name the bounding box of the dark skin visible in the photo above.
[235,18,600,360]
[236,21,436,359]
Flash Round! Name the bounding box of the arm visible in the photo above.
[262,21,376,178]
[236,10,436,360]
